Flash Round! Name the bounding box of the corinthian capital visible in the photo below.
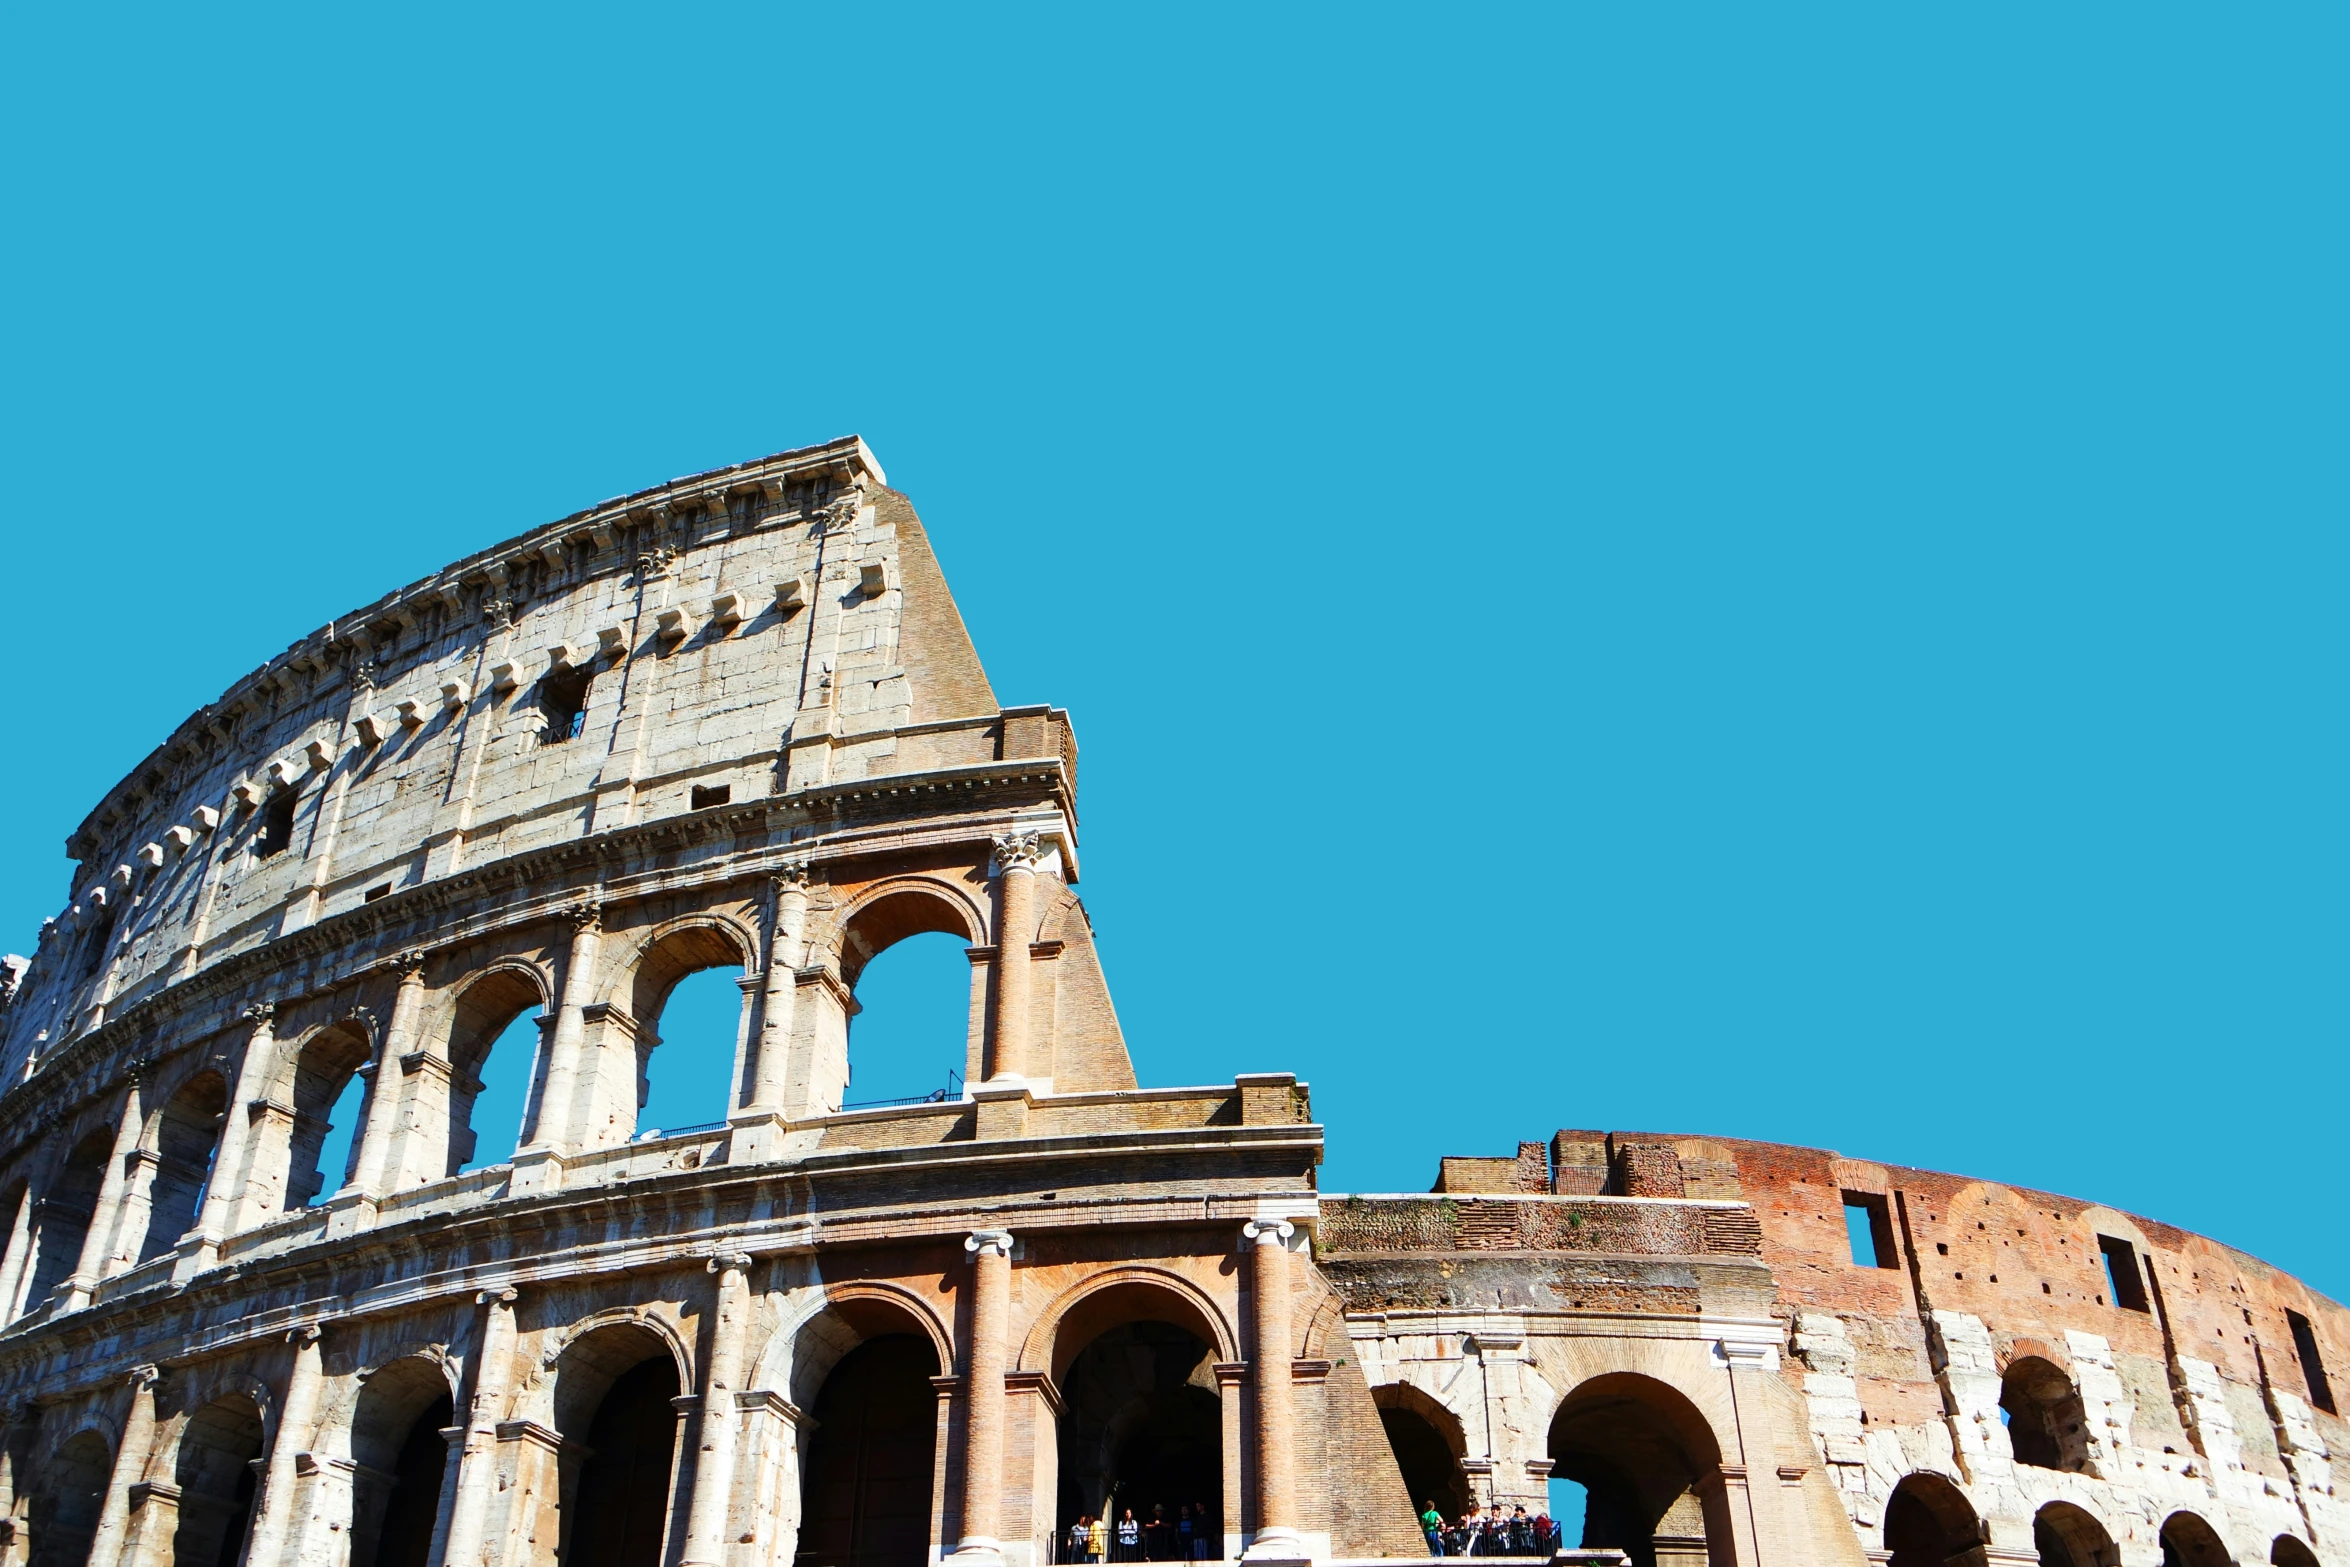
[772,859,812,894]
[566,901,603,934]
[990,833,1043,875]
[241,1001,276,1025]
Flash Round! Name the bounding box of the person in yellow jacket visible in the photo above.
[1088,1514,1109,1563]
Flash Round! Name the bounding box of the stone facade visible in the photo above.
[0,439,2334,1567]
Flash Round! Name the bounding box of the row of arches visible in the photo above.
[9,1263,1260,1567]
[0,883,988,1325]
[1883,1470,2320,1567]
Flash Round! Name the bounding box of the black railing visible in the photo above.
[841,1070,964,1112]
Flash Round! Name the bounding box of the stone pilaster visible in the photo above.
[85,1364,160,1567]
[63,1078,144,1308]
[678,1253,754,1567]
[1241,1218,1306,1563]
[191,1003,278,1267]
[515,904,600,1184]
[434,1288,517,1567]
[349,950,428,1197]
[244,1326,323,1567]
[986,836,1040,1083]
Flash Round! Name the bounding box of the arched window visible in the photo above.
[2273,1535,2323,1567]
[798,1335,942,1567]
[28,1428,114,1567]
[2160,1512,2231,1567]
[24,1131,112,1308]
[552,1324,683,1567]
[349,1357,456,1567]
[2000,1357,2093,1473]
[1371,1385,1469,1523]
[629,925,753,1139]
[1883,1473,1984,1567]
[445,969,549,1175]
[842,931,969,1107]
[75,907,116,983]
[2035,1502,2119,1567]
[275,1022,372,1210]
[1547,1374,1723,1564]
[141,1074,229,1264]
[171,1396,265,1567]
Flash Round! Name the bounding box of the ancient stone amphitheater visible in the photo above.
[0,437,2337,1567]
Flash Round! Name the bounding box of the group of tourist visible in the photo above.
[1419,1501,1563,1557]
[1062,1504,1218,1561]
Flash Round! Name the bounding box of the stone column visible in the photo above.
[1241,1219,1305,1562]
[951,1230,1014,1563]
[193,1003,279,1263]
[522,906,602,1155]
[678,1253,754,1567]
[86,1364,161,1567]
[63,1079,145,1309]
[0,1188,37,1324]
[244,1326,324,1567]
[748,868,809,1113]
[984,837,1040,1083]
[349,951,428,1197]
[433,1288,517,1567]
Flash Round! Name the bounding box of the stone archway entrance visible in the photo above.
[796,1334,941,1567]
[1054,1321,1221,1554]
[1547,1375,1722,1567]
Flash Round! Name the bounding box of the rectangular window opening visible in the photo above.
[690,783,732,810]
[1843,1193,1898,1270]
[363,883,394,903]
[2288,1310,2336,1414]
[2097,1235,2151,1312]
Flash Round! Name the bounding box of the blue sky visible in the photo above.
[2,7,2344,1313]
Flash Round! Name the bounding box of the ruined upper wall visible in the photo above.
[0,437,1063,1083]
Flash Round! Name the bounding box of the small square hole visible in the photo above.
[691,784,731,810]
[364,883,394,903]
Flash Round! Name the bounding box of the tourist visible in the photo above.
[1117,1509,1141,1561]
[1419,1500,1446,1555]
[1089,1513,1109,1564]
[1146,1505,1171,1560]
[1193,1502,1215,1559]
[1529,1510,1558,1555]
[1069,1517,1093,1565]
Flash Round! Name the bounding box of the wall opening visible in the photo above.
[2273,1535,2323,1567]
[447,970,548,1173]
[1547,1375,1721,1567]
[1371,1385,1469,1525]
[795,1334,940,1567]
[2286,1310,2335,1414]
[350,1358,457,1567]
[76,908,116,983]
[141,1073,228,1263]
[1844,1192,1898,1269]
[557,1340,682,1567]
[1881,1474,1983,1567]
[2000,1357,2093,1473]
[2159,1512,2231,1567]
[628,924,755,1138]
[170,1395,265,1567]
[1054,1320,1221,1545]
[1546,1479,1588,1554]
[2095,1236,2150,1313]
[538,665,593,746]
[689,783,730,810]
[2034,1502,2119,1567]
[25,1130,111,1307]
[29,1428,114,1567]
[255,786,301,858]
[845,930,970,1108]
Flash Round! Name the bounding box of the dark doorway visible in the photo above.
[1054,1322,1221,1552]
[30,1430,113,1567]
[1548,1378,1717,1567]
[172,1396,266,1567]
[374,1392,455,1567]
[1883,1474,1983,1567]
[26,1131,111,1306]
[1373,1396,1467,1522]
[797,1335,940,1567]
[567,1358,681,1567]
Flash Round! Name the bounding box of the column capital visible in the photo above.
[1242,1218,1295,1248]
[566,900,603,934]
[704,1250,754,1275]
[772,860,813,892]
[124,1363,162,1392]
[241,1001,276,1024]
[965,1229,1015,1261]
[287,1324,322,1348]
[476,1286,518,1308]
[381,947,430,978]
[989,832,1043,874]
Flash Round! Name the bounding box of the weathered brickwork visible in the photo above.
[0,440,2332,1567]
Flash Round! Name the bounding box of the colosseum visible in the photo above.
[0,436,2337,1567]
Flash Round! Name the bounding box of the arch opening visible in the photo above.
[1370,1385,1469,1526]
[1053,1320,1221,1551]
[2001,1357,2093,1473]
[1883,1473,1986,1567]
[447,968,547,1173]
[29,1428,113,1567]
[350,1357,457,1567]
[1546,1375,1722,1567]
[2273,1535,2323,1567]
[794,1332,941,1567]
[553,1323,684,1567]
[844,931,969,1108]
[2159,1512,2231,1567]
[629,926,752,1138]
[171,1394,265,1567]
[141,1073,228,1263]
[283,1022,373,1209]
[2035,1502,2119,1567]
[25,1130,113,1307]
